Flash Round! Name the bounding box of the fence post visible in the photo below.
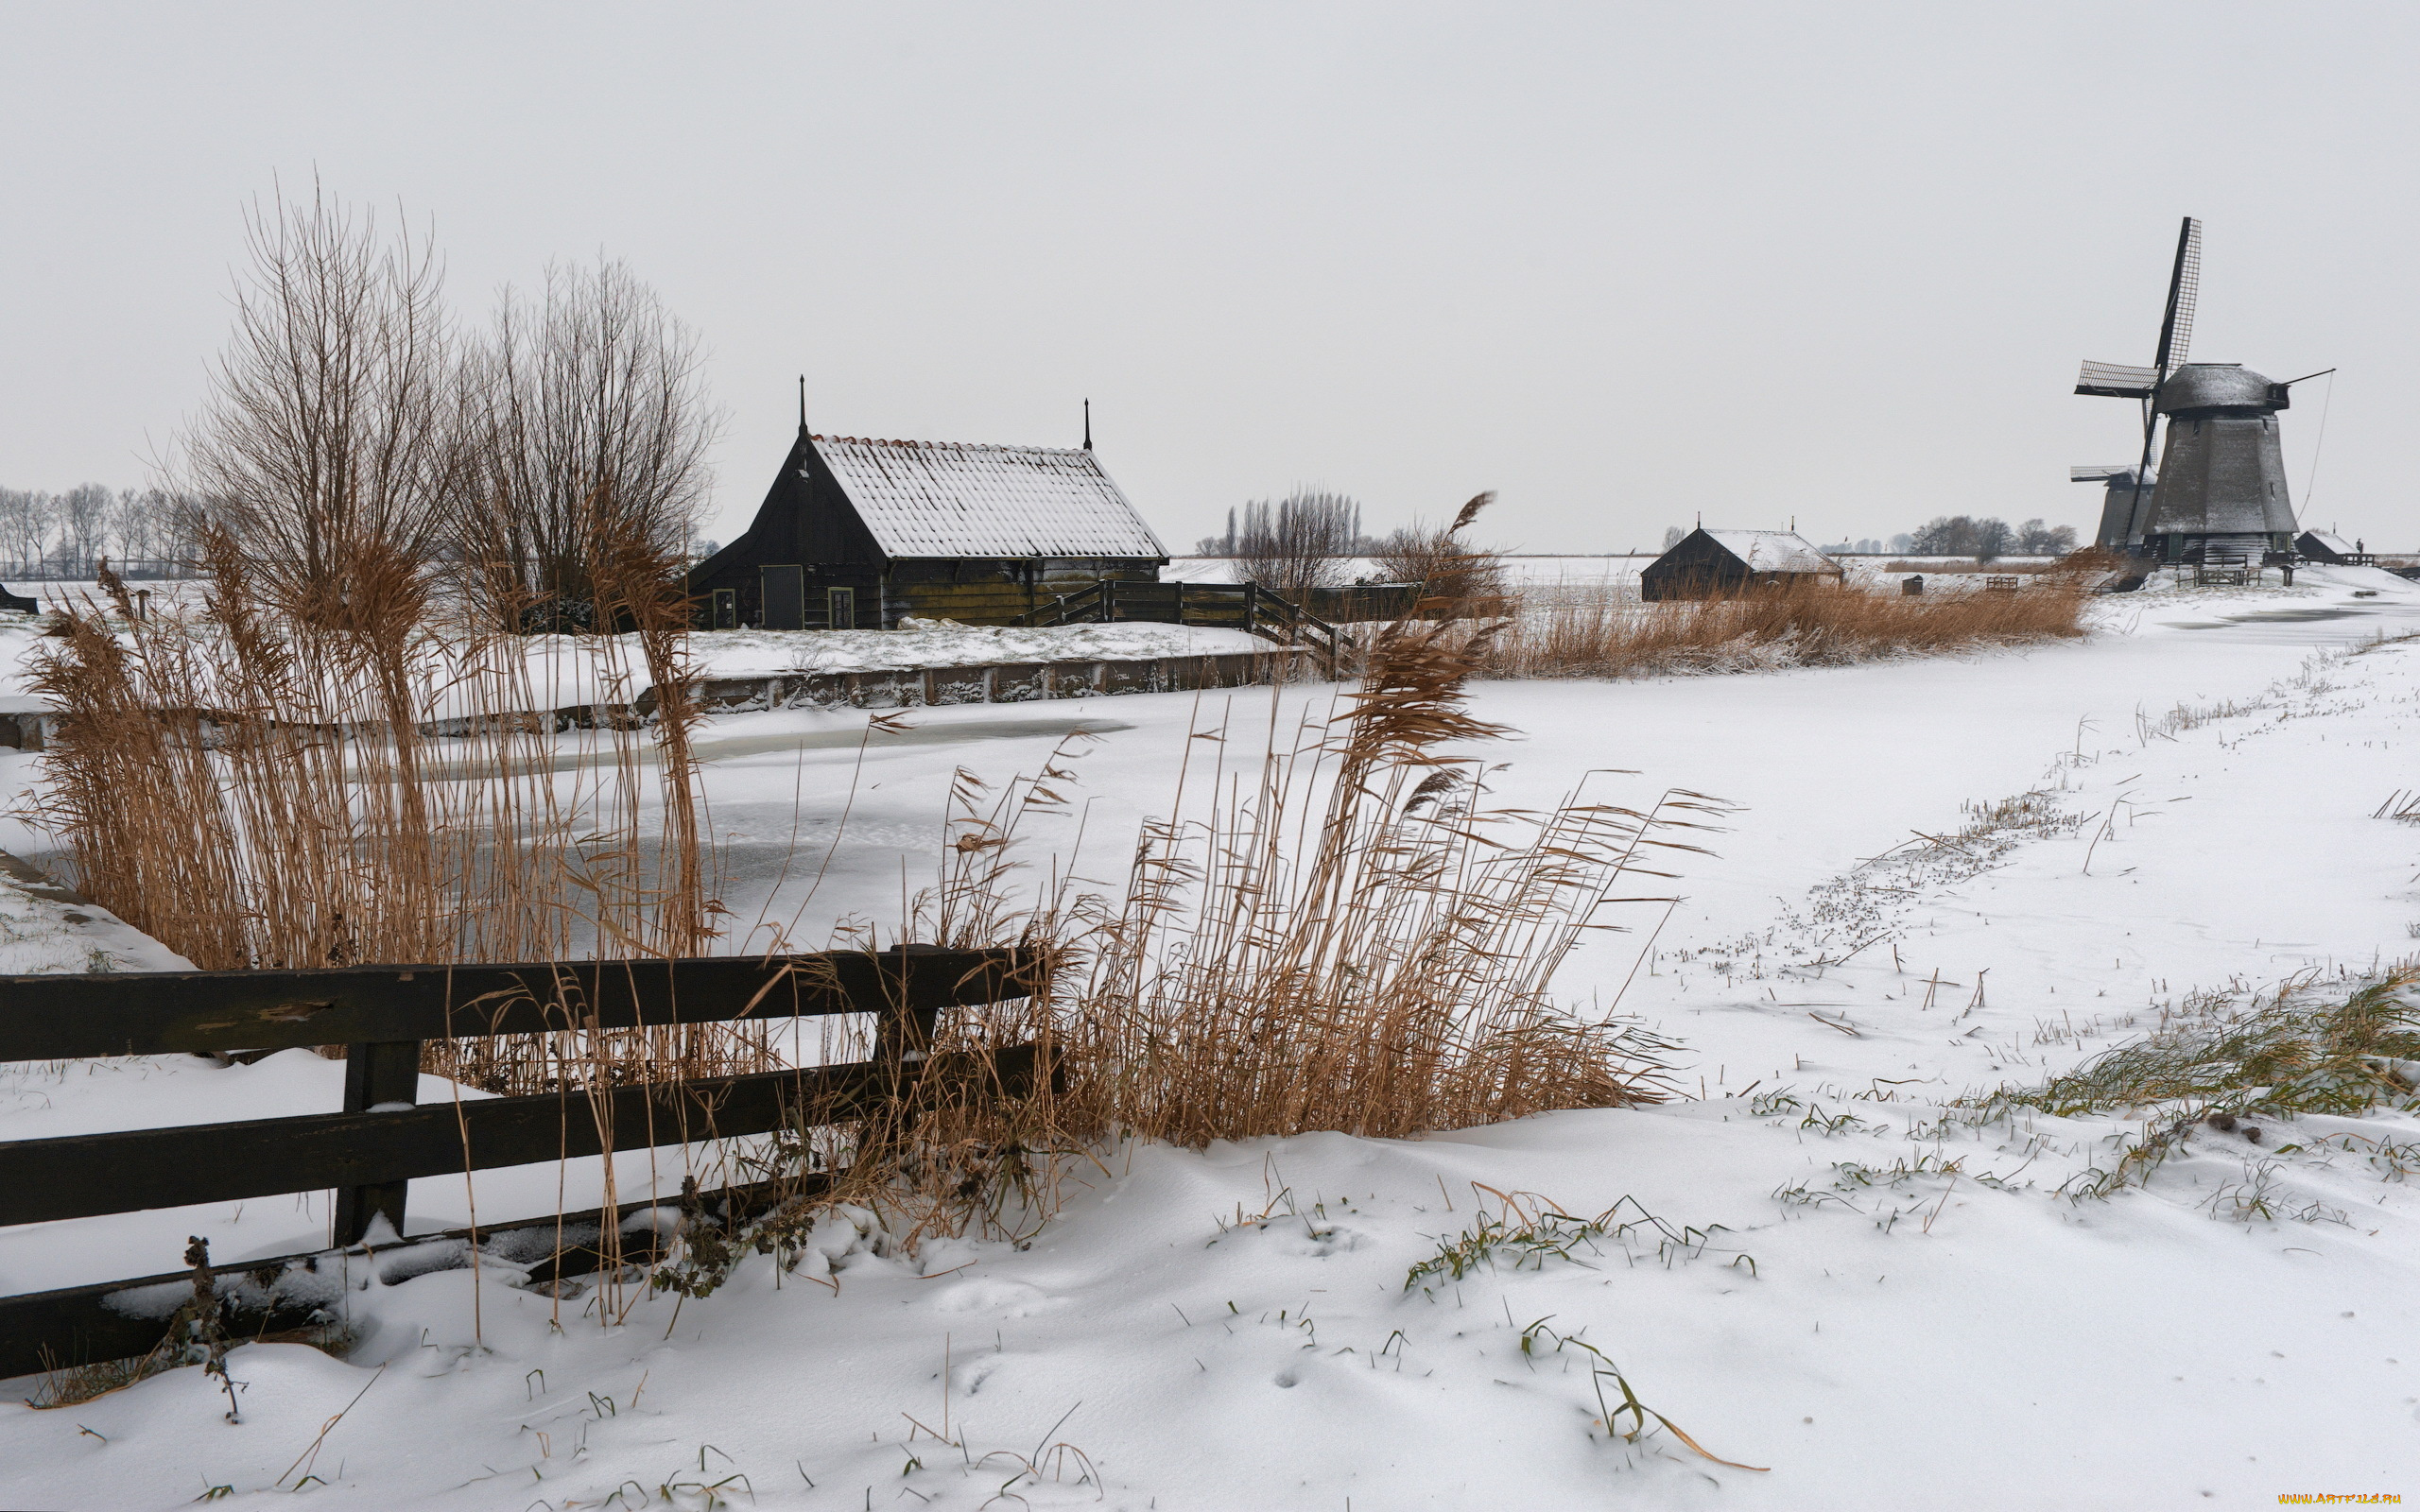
[1244,582,1257,636]
[333,1039,423,1246]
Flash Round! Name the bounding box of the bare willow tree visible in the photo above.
[1235,489,1361,605]
[176,183,458,630]
[1372,491,1506,615]
[456,260,718,630]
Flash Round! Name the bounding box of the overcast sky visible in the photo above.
[2,3,2411,553]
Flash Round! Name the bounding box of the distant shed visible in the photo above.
[688,422,1167,629]
[1639,529,1844,601]
[2295,530,2364,563]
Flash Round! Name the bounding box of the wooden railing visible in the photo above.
[0,947,1041,1378]
[1019,580,1348,674]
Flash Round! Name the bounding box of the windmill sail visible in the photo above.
[2075,361,2161,398]
[2155,217,2202,380]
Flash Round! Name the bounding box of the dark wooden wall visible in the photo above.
[687,429,1164,628]
[1640,534,1751,601]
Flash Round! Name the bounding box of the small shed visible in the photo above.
[689,421,1167,629]
[1639,529,1843,601]
[2295,530,2365,563]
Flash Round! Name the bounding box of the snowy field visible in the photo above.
[3,565,2419,1507]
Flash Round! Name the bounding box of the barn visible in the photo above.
[688,419,1167,630]
[1639,529,1843,601]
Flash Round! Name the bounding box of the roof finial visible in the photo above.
[1082,398,1093,452]
[798,374,807,432]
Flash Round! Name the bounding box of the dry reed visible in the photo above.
[1480,576,2090,680]
[1041,612,1700,1146]
[26,530,745,1093]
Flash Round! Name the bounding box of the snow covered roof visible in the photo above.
[2299,530,2356,555]
[1702,530,1841,575]
[812,437,1166,559]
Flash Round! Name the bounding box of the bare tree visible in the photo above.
[56,484,112,574]
[110,489,156,566]
[2015,518,2078,556]
[457,260,718,629]
[0,490,54,572]
[175,182,458,628]
[1235,490,1360,605]
[1371,492,1505,614]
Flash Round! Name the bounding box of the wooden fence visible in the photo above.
[0,649,1337,753]
[0,946,1039,1380]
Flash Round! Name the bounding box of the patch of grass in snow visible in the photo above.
[1405,1186,1752,1294]
[1516,1319,1768,1472]
[1965,970,2420,1199]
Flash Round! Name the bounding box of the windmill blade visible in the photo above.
[2070,465,2143,483]
[2152,216,2203,379]
[2076,360,2159,398]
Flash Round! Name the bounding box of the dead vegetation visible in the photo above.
[641,602,1704,1280]
[1046,610,1696,1145]
[26,180,747,1097]
[1967,969,2420,1199]
[1369,492,1510,615]
[1478,576,2091,680]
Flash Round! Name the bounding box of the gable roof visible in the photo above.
[1700,530,1841,575]
[813,436,1166,559]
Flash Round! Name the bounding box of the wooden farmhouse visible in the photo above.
[1640,529,1844,601]
[688,422,1168,629]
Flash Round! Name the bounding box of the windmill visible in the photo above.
[2074,219,2325,563]
[2073,216,2200,550]
[2070,463,2155,553]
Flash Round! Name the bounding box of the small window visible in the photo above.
[711,589,737,630]
[827,587,856,630]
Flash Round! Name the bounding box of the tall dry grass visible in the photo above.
[669,612,1707,1267]
[1482,576,2090,680]
[28,534,741,1095]
[1050,617,1698,1144]
[27,177,749,1101]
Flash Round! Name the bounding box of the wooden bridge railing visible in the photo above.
[0,946,1041,1380]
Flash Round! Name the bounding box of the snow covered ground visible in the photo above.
[4,565,2419,1508]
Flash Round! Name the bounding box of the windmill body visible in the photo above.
[2071,463,2154,552]
[2138,363,2297,560]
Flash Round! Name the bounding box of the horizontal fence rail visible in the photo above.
[0,946,1042,1383]
[0,1048,1036,1228]
[0,947,1030,1062]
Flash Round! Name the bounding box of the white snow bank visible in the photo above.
[692,620,1265,680]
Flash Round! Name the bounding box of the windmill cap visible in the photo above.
[2157,363,2281,414]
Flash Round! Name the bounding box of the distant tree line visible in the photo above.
[1905,516,2076,559]
[0,486,202,578]
[1658,520,2077,560]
